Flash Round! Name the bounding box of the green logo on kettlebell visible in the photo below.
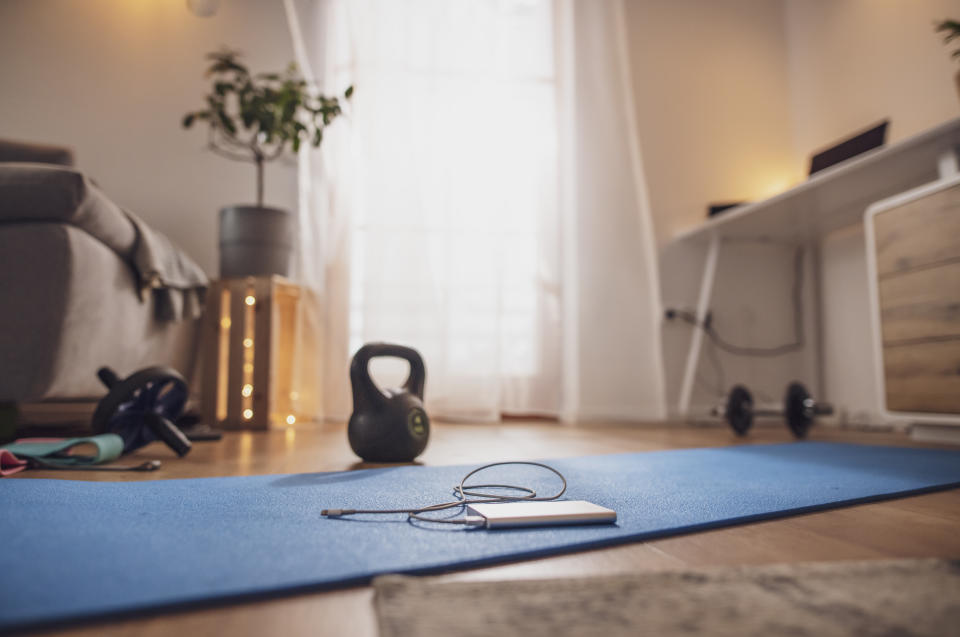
[407,409,427,437]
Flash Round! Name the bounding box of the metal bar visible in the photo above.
[753,408,784,418]
[677,233,720,417]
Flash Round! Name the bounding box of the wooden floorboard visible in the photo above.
[11,421,960,637]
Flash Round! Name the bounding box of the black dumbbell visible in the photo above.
[712,382,833,438]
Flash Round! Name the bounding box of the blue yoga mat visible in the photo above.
[3,442,960,630]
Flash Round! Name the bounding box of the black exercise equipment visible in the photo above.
[348,343,430,463]
[723,385,754,436]
[783,382,834,438]
[26,457,162,472]
[92,366,192,457]
[713,382,833,438]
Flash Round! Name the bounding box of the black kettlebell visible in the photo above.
[348,343,430,462]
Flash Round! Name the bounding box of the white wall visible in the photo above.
[785,0,960,423]
[624,0,813,416]
[0,0,299,276]
[625,0,800,250]
[785,0,960,168]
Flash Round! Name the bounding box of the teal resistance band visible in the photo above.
[2,434,158,471]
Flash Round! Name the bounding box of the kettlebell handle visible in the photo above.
[350,343,427,409]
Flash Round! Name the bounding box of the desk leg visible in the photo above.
[677,234,720,419]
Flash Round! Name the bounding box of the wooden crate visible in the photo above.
[201,276,324,430]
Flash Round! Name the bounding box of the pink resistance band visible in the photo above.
[1,438,63,476]
[0,449,27,476]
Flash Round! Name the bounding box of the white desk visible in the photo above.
[669,117,960,417]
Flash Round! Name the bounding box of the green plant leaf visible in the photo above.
[184,49,352,165]
[216,109,237,135]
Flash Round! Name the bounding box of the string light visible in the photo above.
[243,338,253,348]
[241,384,253,398]
[286,414,296,425]
[245,295,256,306]
[242,408,253,420]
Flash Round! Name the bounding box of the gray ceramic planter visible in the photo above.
[219,206,294,278]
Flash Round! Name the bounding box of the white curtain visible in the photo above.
[287,0,665,423]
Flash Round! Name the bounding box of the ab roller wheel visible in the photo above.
[92,366,192,457]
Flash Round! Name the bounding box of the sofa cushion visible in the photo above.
[0,138,75,166]
[0,222,200,401]
[0,163,137,259]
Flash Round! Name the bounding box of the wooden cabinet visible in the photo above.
[868,178,960,416]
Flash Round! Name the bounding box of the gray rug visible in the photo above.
[374,559,960,637]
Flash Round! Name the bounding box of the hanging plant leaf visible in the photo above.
[182,49,353,205]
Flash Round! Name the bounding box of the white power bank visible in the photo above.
[465,500,617,529]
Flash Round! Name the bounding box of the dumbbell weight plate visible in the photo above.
[725,385,754,436]
[784,382,813,439]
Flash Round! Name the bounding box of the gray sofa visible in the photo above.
[0,140,206,401]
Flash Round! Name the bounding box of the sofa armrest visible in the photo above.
[0,139,74,166]
[0,163,136,259]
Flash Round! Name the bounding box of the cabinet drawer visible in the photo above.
[878,261,960,344]
[883,339,960,414]
[873,183,960,277]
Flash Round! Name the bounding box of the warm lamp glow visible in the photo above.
[203,278,323,430]
[757,178,794,199]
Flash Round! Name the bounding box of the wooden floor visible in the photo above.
[15,421,960,637]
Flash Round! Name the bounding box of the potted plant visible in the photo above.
[183,49,352,278]
[935,19,960,102]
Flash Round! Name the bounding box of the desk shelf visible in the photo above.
[673,117,960,245]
